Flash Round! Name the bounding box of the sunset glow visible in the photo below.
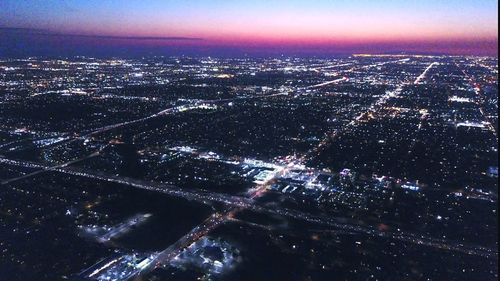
[1,0,498,56]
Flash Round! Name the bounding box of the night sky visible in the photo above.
[1,0,498,57]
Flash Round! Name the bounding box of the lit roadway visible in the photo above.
[0,146,105,186]
[306,77,348,89]
[456,61,498,140]
[304,59,410,90]
[98,214,151,243]
[148,168,286,272]
[414,62,439,84]
[148,59,497,267]
[1,94,283,280]
[152,210,232,269]
[0,157,496,260]
[78,94,287,138]
[0,92,290,278]
[20,92,290,153]
[0,62,496,280]
[301,60,438,163]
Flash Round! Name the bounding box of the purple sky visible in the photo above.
[1,0,498,56]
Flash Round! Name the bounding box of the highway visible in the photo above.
[300,82,405,163]
[0,148,104,186]
[0,92,290,186]
[0,105,184,155]
[0,156,496,260]
[306,77,348,89]
[1,62,497,281]
[456,62,498,140]
[0,92,290,159]
[153,210,232,267]
[414,62,439,84]
[79,92,289,138]
[98,214,151,243]
[301,59,439,163]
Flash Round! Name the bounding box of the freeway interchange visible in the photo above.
[0,57,497,280]
[0,156,496,260]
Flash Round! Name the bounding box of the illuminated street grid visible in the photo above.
[0,55,497,281]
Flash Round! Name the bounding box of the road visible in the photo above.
[3,58,496,273]
[306,77,348,89]
[414,62,439,84]
[0,147,104,185]
[0,156,496,260]
[456,61,498,140]
[0,92,290,185]
[1,61,496,281]
[153,210,232,267]
[301,59,439,163]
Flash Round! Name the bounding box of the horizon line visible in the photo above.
[0,27,204,41]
